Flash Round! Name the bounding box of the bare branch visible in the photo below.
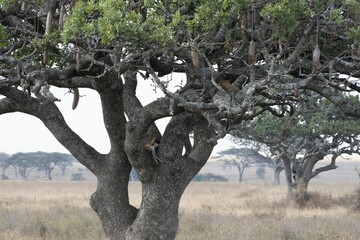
[310,155,337,179]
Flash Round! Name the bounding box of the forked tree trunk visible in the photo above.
[237,165,245,182]
[90,172,138,239]
[91,161,195,240]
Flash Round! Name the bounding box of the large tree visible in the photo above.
[1,0,360,239]
[235,95,360,198]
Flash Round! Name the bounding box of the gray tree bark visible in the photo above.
[90,169,138,239]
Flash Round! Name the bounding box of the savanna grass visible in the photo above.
[0,181,359,240]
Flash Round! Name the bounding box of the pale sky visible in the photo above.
[0,74,234,155]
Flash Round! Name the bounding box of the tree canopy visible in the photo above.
[233,93,360,194]
[1,0,360,239]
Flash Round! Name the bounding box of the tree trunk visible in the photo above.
[283,159,293,201]
[238,165,244,182]
[238,173,243,182]
[292,177,310,207]
[272,168,281,185]
[293,177,309,194]
[125,180,184,240]
[48,168,53,180]
[90,174,138,240]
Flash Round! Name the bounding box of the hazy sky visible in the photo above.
[0,75,234,155]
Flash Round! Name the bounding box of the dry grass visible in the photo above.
[0,181,103,240]
[178,182,360,240]
[0,181,359,240]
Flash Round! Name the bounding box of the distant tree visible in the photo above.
[231,137,284,184]
[8,152,39,180]
[215,146,270,182]
[37,152,74,180]
[58,155,74,177]
[6,152,74,180]
[193,173,228,182]
[71,173,85,181]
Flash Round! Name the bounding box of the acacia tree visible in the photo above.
[216,147,263,182]
[237,95,360,198]
[231,137,283,184]
[8,152,40,179]
[220,149,253,183]
[58,153,74,176]
[36,152,74,180]
[1,1,360,239]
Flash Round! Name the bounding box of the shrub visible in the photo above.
[292,189,310,208]
[71,173,85,181]
[292,190,333,209]
[193,173,228,182]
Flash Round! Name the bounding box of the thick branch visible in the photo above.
[95,71,126,153]
[307,81,360,118]
[0,86,103,174]
[0,97,17,114]
[310,155,338,179]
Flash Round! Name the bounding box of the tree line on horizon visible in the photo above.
[0,151,74,180]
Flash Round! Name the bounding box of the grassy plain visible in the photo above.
[0,181,359,240]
